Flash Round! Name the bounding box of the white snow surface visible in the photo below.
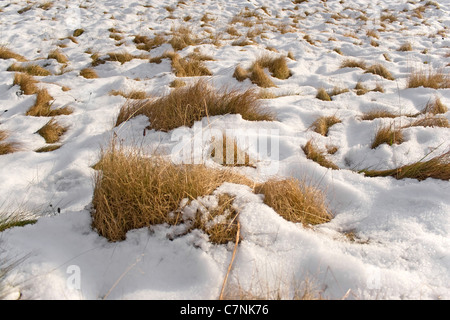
[0,0,449,300]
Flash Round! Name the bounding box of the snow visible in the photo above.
[0,0,449,300]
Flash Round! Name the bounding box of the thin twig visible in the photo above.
[219,221,240,300]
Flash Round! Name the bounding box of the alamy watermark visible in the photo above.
[66,265,81,290]
[170,124,280,175]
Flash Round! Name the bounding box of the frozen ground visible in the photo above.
[0,0,449,300]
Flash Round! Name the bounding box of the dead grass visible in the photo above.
[73,29,85,37]
[407,115,450,128]
[355,82,369,95]
[134,34,165,51]
[26,89,73,117]
[169,52,212,77]
[106,52,149,64]
[407,68,450,89]
[340,59,367,69]
[302,140,339,170]
[169,26,199,51]
[91,143,253,241]
[233,65,249,82]
[7,63,51,76]
[255,178,332,226]
[371,124,403,149]
[0,131,21,155]
[210,135,256,168]
[116,79,274,131]
[48,49,68,64]
[0,47,27,62]
[249,63,276,88]
[170,79,186,88]
[398,42,413,52]
[361,150,450,181]
[361,109,398,120]
[35,144,61,153]
[316,88,331,101]
[36,118,68,144]
[251,55,291,80]
[422,97,448,115]
[110,90,149,100]
[364,64,394,80]
[13,73,38,95]
[310,115,342,136]
[80,68,98,79]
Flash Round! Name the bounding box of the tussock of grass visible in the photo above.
[355,82,369,95]
[361,109,398,120]
[0,207,36,233]
[7,63,51,76]
[116,79,274,131]
[169,26,198,51]
[302,140,339,170]
[249,63,276,88]
[91,143,253,241]
[80,68,98,79]
[329,86,350,97]
[106,52,148,64]
[364,64,394,80]
[371,124,403,149]
[26,89,73,117]
[407,115,450,128]
[73,29,85,37]
[407,68,450,89]
[422,97,448,115]
[210,135,255,168]
[35,145,61,153]
[310,115,341,136]
[169,79,186,88]
[233,65,248,82]
[110,90,149,100]
[0,47,27,62]
[340,59,366,69]
[316,88,331,101]
[13,73,38,95]
[255,178,332,226]
[398,42,413,52]
[36,118,68,144]
[48,49,68,64]
[0,130,21,155]
[169,52,212,77]
[361,151,450,181]
[133,34,166,51]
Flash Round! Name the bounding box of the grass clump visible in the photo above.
[340,59,366,69]
[134,34,165,51]
[7,63,51,76]
[255,178,332,226]
[36,118,68,144]
[73,29,85,37]
[0,130,21,155]
[233,65,249,82]
[169,52,212,77]
[169,26,198,51]
[110,90,149,100]
[422,97,448,115]
[26,89,73,117]
[253,55,291,80]
[13,73,39,95]
[407,115,450,128]
[91,143,253,241]
[302,140,339,170]
[35,145,61,153]
[361,109,399,120]
[316,88,331,101]
[407,68,450,89]
[249,63,276,88]
[371,124,403,149]
[398,42,413,52]
[80,68,98,79]
[310,116,342,136]
[48,49,68,64]
[361,151,450,181]
[116,80,274,131]
[364,64,394,80]
[0,47,27,62]
[0,207,36,233]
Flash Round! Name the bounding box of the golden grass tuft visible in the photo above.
[355,82,369,95]
[371,124,403,149]
[340,59,366,69]
[255,178,332,226]
[36,118,68,144]
[110,90,149,100]
[0,47,27,62]
[422,97,448,115]
[251,55,291,80]
[316,88,331,101]
[398,42,413,52]
[169,52,212,77]
[48,49,68,64]
[134,34,165,51]
[310,115,341,136]
[233,65,249,82]
[7,63,51,76]
[116,79,274,131]
[361,109,398,120]
[364,64,394,80]
[0,130,21,155]
[26,89,73,117]
[249,63,276,88]
[73,29,85,37]
[80,68,98,79]
[361,151,450,181]
[302,140,339,170]
[169,26,198,51]
[91,143,253,241]
[407,115,450,128]
[407,68,450,89]
[13,73,38,95]
[35,144,61,153]
[210,135,255,168]
[169,79,186,88]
